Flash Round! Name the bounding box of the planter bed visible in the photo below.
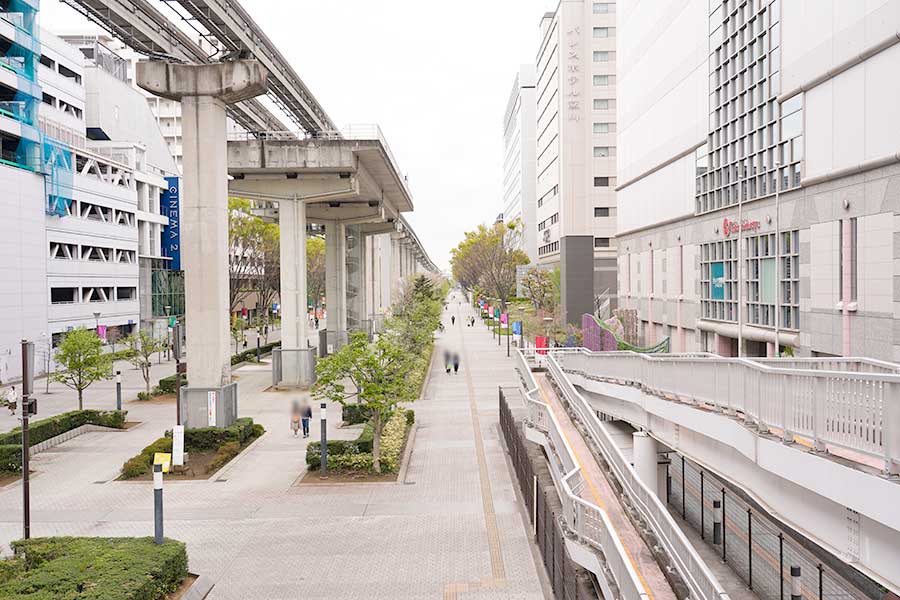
[120,418,264,481]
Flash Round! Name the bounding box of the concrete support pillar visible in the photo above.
[325,221,347,345]
[273,199,315,387]
[633,431,665,502]
[136,60,268,427]
[390,234,402,303]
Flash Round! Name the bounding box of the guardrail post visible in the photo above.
[813,376,827,453]
[721,488,727,562]
[748,508,753,589]
[883,381,900,474]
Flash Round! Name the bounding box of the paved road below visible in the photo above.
[0,299,546,599]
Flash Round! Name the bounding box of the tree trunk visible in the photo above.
[78,388,83,411]
[372,413,383,474]
[144,364,151,393]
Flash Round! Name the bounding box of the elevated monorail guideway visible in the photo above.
[58,0,297,134]
[159,0,336,133]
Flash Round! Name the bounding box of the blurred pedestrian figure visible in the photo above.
[301,400,313,438]
[290,400,301,437]
[314,316,320,329]
[444,350,452,374]
[453,353,460,374]
[5,386,16,415]
[451,315,456,326]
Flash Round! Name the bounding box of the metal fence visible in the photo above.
[667,456,870,600]
[499,387,601,600]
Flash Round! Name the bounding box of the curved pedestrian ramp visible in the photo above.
[507,348,733,600]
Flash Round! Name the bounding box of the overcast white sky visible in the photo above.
[40,0,556,270]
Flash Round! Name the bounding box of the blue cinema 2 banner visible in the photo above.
[162,176,181,270]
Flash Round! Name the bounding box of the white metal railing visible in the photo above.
[556,349,900,474]
[544,352,731,600]
[523,385,649,600]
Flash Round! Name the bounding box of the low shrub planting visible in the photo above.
[0,410,127,473]
[230,341,282,366]
[0,536,187,599]
[206,440,241,474]
[120,417,262,479]
[341,403,369,425]
[157,374,183,395]
[305,408,414,474]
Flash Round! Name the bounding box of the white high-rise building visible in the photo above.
[617,0,900,360]
[534,1,618,324]
[502,65,537,262]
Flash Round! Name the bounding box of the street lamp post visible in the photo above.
[164,306,172,361]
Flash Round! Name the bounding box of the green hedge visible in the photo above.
[121,417,261,479]
[0,536,187,600]
[341,403,369,425]
[157,342,283,391]
[231,341,282,366]
[0,410,127,473]
[305,409,414,473]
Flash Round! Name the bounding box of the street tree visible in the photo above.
[231,316,246,355]
[521,267,555,311]
[124,331,167,394]
[307,235,326,317]
[254,221,280,331]
[450,220,529,309]
[228,197,269,313]
[50,328,112,410]
[313,331,416,473]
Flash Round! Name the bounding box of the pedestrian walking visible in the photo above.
[444,350,452,374]
[451,315,456,326]
[301,401,312,438]
[314,316,319,329]
[290,401,301,437]
[453,353,460,374]
[5,386,16,415]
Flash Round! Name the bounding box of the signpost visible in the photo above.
[207,391,217,427]
[20,340,35,540]
[172,425,185,467]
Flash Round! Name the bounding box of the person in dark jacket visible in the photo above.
[301,401,313,438]
[452,353,460,374]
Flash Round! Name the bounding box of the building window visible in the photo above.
[593,146,610,158]
[593,75,609,86]
[594,177,609,187]
[594,237,610,248]
[593,122,611,134]
[594,207,610,217]
[593,27,610,38]
[593,2,611,13]
[50,287,77,304]
[117,287,137,301]
[839,218,858,302]
[593,99,610,110]
[593,51,610,62]
[700,240,738,322]
[745,230,800,329]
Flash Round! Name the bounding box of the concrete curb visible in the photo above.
[182,574,215,600]
[207,431,268,482]
[398,423,418,484]
[29,424,125,457]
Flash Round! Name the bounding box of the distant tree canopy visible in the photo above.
[450,220,529,309]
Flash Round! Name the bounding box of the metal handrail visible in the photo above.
[523,385,650,600]
[555,349,900,474]
[544,351,731,600]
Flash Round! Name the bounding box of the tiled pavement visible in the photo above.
[0,299,547,599]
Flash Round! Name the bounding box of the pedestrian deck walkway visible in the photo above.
[0,298,547,599]
[534,372,677,600]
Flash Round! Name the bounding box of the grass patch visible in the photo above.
[0,536,187,600]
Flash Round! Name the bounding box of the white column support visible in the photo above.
[278,199,308,350]
[325,221,347,349]
[633,431,665,502]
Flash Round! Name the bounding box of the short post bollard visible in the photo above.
[713,499,722,545]
[256,337,260,362]
[790,566,802,600]
[115,371,122,411]
[153,463,163,544]
[320,402,327,476]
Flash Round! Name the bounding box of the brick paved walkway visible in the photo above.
[0,299,546,599]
